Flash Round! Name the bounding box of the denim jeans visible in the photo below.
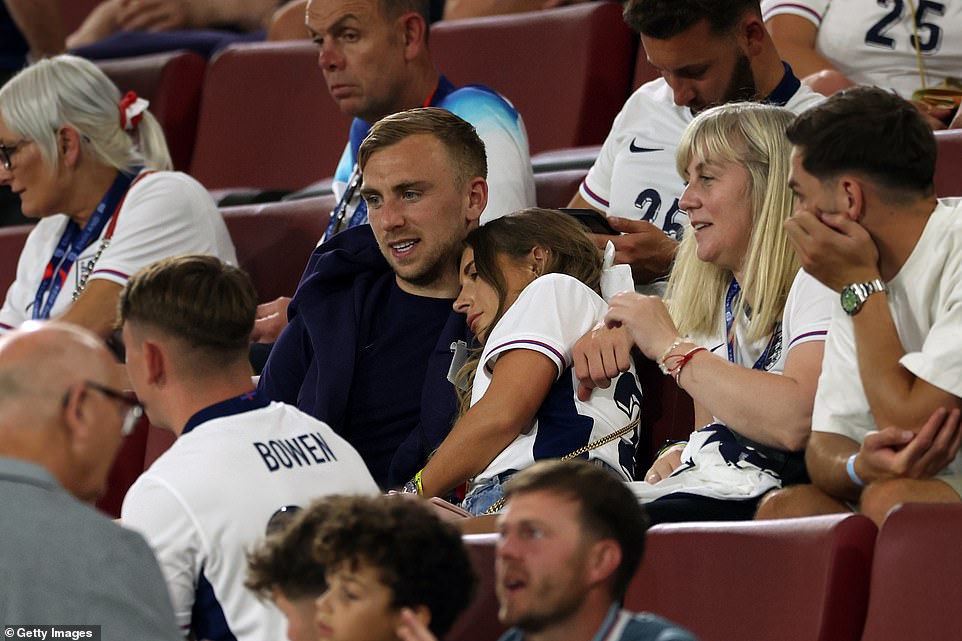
[460,460,624,515]
[461,470,517,515]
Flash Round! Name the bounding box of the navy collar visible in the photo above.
[763,62,802,107]
[182,389,271,436]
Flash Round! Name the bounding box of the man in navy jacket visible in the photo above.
[259,107,486,488]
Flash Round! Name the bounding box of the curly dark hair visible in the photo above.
[246,502,330,600]
[312,496,476,637]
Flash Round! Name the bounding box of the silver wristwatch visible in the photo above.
[840,279,887,316]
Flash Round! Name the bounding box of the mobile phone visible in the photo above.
[559,208,619,235]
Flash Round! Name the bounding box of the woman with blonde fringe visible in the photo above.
[605,102,834,523]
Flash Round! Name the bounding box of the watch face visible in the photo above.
[840,286,860,314]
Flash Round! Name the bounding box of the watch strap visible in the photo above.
[842,278,888,315]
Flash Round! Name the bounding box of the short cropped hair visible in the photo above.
[624,0,762,38]
[786,86,936,196]
[118,255,257,364]
[379,0,429,22]
[311,496,476,637]
[246,502,331,600]
[358,107,487,187]
[503,460,648,602]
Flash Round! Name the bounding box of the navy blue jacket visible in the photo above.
[258,225,468,487]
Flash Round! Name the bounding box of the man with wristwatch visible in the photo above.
[756,86,962,526]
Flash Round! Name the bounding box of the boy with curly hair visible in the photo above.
[247,495,476,641]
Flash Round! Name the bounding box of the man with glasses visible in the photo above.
[0,321,181,638]
[118,254,378,641]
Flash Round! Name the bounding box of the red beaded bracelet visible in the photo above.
[666,346,707,383]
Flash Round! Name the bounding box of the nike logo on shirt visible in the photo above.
[629,139,663,153]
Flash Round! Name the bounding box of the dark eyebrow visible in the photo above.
[330,14,361,33]
[394,181,430,193]
[308,13,360,38]
[670,63,710,79]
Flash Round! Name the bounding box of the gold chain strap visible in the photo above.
[905,0,928,91]
[481,416,641,515]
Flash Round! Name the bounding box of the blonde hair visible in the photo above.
[0,54,172,173]
[667,102,798,343]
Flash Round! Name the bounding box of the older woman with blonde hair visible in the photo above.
[603,102,835,523]
[0,54,235,340]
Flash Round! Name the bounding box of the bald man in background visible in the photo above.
[0,323,180,640]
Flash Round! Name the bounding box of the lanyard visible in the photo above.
[724,279,780,371]
[324,164,363,240]
[32,170,141,319]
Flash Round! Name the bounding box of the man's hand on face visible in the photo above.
[784,209,880,291]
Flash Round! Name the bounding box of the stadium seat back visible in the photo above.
[535,168,589,209]
[190,42,351,191]
[430,2,636,155]
[98,50,207,171]
[934,129,962,197]
[635,358,695,470]
[0,225,30,297]
[449,534,507,641]
[633,40,661,89]
[627,514,876,641]
[860,502,962,640]
[221,195,334,302]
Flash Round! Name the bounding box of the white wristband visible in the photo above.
[846,453,866,488]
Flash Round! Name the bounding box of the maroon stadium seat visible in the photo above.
[633,38,661,90]
[860,502,962,641]
[626,514,877,641]
[189,42,351,192]
[98,50,207,171]
[95,417,150,518]
[530,146,599,174]
[0,224,29,297]
[934,129,962,197]
[535,168,589,209]
[449,533,507,641]
[430,2,636,155]
[635,358,695,471]
[221,195,334,302]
